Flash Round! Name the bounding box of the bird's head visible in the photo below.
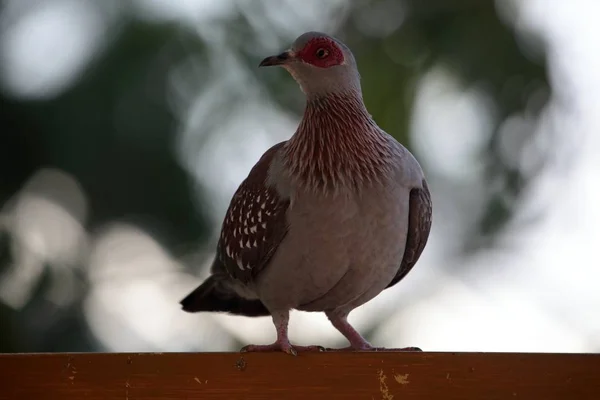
[259,31,360,98]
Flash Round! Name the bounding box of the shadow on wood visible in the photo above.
[0,352,599,399]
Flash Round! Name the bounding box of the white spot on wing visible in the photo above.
[249,225,257,233]
[236,258,244,270]
[261,222,267,229]
[257,210,262,222]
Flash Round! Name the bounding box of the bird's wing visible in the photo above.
[386,179,432,289]
[215,141,290,284]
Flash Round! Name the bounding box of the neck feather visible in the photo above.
[284,89,393,193]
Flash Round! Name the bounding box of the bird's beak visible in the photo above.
[259,51,293,67]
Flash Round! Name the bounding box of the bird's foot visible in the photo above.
[325,314,421,352]
[372,346,422,352]
[326,345,422,352]
[240,341,325,356]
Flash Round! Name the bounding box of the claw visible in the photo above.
[240,342,324,355]
[325,345,422,352]
[396,346,422,352]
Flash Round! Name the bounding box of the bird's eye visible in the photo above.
[315,48,329,59]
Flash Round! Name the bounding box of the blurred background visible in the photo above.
[0,0,598,354]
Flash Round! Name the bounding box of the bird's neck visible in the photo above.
[284,89,393,193]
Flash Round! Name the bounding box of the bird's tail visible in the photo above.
[179,275,270,317]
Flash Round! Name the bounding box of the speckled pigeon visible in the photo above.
[180,31,432,355]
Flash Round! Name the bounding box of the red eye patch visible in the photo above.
[297,38,344,68]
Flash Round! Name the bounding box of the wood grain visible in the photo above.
[0,352,599,399]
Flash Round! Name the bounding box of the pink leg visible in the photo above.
[326,312,421,352]
[240,311,324,356]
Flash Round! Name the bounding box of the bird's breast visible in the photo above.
[256,178,411,312]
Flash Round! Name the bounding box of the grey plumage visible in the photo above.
[181,31,432,354]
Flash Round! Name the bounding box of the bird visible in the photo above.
[180,31,432,355]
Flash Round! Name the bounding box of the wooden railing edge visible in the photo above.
[1,351,599,399]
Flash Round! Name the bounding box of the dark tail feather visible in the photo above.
[180,275,270,317]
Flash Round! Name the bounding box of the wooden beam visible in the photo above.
[1,352,599,399]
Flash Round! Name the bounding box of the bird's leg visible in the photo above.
[240,310,324,356]
[326,312,373,350]
[326,312,421,352]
